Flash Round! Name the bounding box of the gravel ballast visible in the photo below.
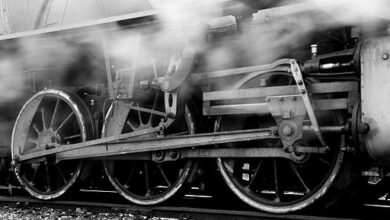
[0,204,170,220]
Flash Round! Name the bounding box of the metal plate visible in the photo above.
[361,36,390,164]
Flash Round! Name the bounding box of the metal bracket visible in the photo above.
[267,95,306,151]
[290,59,328,150]
[160,44,195,92]
[164,92,178,118]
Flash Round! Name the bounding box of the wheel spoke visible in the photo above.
[64,134,81,141]
[150,59,159,79]
[123,162,136,189]
[41,108,48,130]
[144,161,151,196]
[55,165,67,184]
[32,124,41,134]
[44,162,52,192]
[137,104,144,126]
[273,160,282,202]
[50,99,61,128]
[288,162,310,194]
[319,158,331,167]
[247,160,263,189]
[55,112,75,132]
[126,120,138,131]
[29,163,40,186]
[148,92,159,123]
[156,163,171,187]
[27,138,39,147]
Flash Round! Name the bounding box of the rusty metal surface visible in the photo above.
[291,60,328,149]
[361,36,390,164]
[204,98,349,116]
[203,82,358,102]
[192,59,291,80]
[17,127,278,162]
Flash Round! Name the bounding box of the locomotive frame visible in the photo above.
[0,0,386,214]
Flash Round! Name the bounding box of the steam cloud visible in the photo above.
[1,0,390,101]
[0,0,389,113]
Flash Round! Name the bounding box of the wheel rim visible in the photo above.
[215,73,345,213]
[12,89,94,200]
[103,90,194,205]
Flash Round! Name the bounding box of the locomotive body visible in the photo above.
[0,0,389,214]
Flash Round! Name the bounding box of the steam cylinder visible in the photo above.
[361,36,390,165]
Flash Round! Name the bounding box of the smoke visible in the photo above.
[203,0,390,70]
[0,0,389,106]
[1,0,389,102]
[0,0,227,111]
[0,0,387,148]
[106,0,224,76]
[314,0,390,22]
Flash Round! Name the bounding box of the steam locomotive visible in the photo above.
[0,0,388,214]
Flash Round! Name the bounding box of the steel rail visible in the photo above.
[0,195,366,220]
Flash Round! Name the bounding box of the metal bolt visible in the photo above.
[282,125,293,136]
[140,80,150,90]
[272,130,279,136]
[279,97,284,102]
[154,151,164,161]
[162,80,170,90]
[358,123,369,134]
[297,80,303,85]
[169,150,179,159]
[383,53,389,60]
[300,89,306,94]
[292,96,298,101]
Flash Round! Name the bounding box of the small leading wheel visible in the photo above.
[12,89,94,200]
[103,90,195,205]
[215,72,345,213]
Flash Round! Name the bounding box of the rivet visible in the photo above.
[282,125,293,136]
[383,53,389,60]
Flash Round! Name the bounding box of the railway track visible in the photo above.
[0,192,385,220]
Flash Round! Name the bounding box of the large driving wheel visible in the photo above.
[216,72,346,213]
[12,89,94,200]
[103,89,195,205]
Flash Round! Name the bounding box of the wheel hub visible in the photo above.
[36,129,59,150]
